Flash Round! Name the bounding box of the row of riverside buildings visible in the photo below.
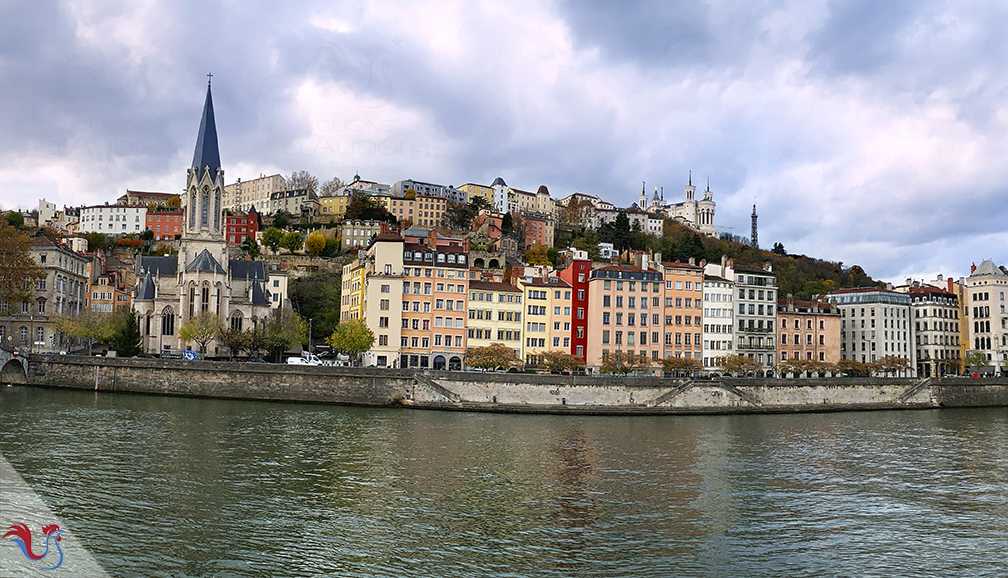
[12,82,1006,376]
[337,223,1007,376]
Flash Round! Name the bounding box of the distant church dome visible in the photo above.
[536,185,549,195]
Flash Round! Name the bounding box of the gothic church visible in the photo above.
[133,79,273,354]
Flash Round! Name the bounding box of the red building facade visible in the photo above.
[225,207,259,246]
[558,252,591,361]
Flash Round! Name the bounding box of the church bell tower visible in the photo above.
[183,74,225,242]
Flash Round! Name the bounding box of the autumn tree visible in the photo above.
[871,355,912,376]
[287,170,319,196]
[467,343,521,371]
[720,354,758,377]
[524,243,550,265]
[179,310,223,357]
[344,192,397,223]
[661,356,702,377]
[326,319,375,364]
[834,358,871,377]
[558,197,595,231]
[166,195,182,209]
[0,220,43,308]
[540,350,583,373]
[600,350,652,376]
[305,232,326,255]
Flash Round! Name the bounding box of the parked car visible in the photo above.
[135,354,155,359]
[286,352,322,366]
[247,357,268,364]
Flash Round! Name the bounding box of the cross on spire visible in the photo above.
[207,72,213,86]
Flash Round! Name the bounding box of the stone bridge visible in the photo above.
[0,346,28,384]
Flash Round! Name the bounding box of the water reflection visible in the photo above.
[1,386,1007,577]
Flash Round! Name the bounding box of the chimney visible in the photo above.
[641,254,649,271]
[936,274,943,283]
[971,262,976,274]
[379,221,389,235]
[947,278,954,293]
[688,257,695,266]
[654,252,661,264]
[721,254,728,277]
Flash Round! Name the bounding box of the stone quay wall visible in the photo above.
[20,355,1008,415]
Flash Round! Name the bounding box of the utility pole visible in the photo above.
[308,317,313,354]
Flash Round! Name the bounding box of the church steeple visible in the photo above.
[751,198,759,249]
[192,75,221,179]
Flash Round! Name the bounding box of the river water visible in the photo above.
[1,385,1006,577]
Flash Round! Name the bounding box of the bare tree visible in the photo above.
[287,171,319,195]
[319,176,344,197]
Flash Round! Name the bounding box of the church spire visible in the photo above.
[751,197,759,249]
[192,75,221,178]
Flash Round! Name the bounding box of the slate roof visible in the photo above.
[191,82,221,178]
[139,256,178,276]
[972,259,1007,277]
[491,176,506,187]
[185,248,226,274]
[136,271,156,300]
[229,259,267,280]
[251,278,269,306]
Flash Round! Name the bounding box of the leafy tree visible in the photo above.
[326,319,375,364]
[111,308,143,357]
[166,196,182,209]
[5,210,25,228]
[344,192,397,223]
[468,195,491,213]
[546,247,559,266]
[272,209,292,229]
[322,237,340,258]
[262,227,284,254]
[964,350,988,373]
[661,356,702,377]
[501,212,513,234]
[216,327,251,360]
[280,231,304,253]
[721,354,758,377]
[52,310,119,355]
[524,243,550,265]
[141,229,154,241]
[467,343,521,371]
[540,350,583,373]
[305,232,326,255]
[241,236,261,259]
[83,232,107,252]
[772,242,787,256]
[289,271,342,341]
[262,308,308,362]
[571,229,600,260]
[600,350,652,376]
[0,220,44,307]
[179,310,223,356]
[287,170,319,196]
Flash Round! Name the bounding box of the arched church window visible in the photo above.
[202,191,209,227]
[230,311,243,332]
[189,285,196,317]
[190,192,197,228]
[162,307,175,336]
[214,193,220,230]
[201,283,210,312]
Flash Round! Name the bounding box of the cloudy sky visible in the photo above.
[1,0,1006,282]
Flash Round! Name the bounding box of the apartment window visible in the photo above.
[380,299,389,310]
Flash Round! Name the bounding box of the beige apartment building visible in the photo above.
[223,174,286,213]
[381,193,446,228]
